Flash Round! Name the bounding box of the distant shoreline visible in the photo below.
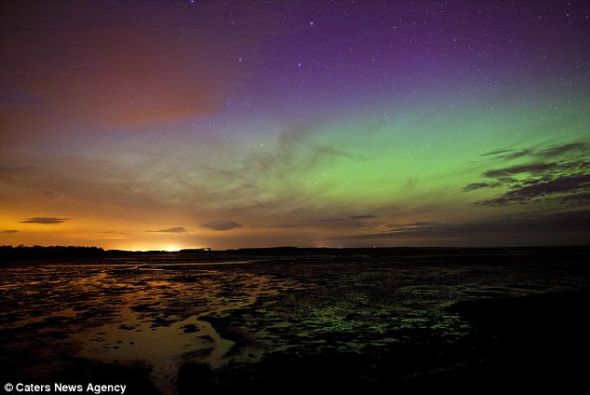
[2,244,589,264]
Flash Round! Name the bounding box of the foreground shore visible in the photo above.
[1,247,589,394]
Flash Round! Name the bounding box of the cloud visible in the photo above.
[483,162,557,178]
[538,142,586,158]
[148,226,190,234]
[466,141,590,206]
[2,230,18,233]
[480,174,590,206]
[503,150,533,160]
[266,215,379,229]
[487,149,533,160]
[373,221,439,235]
[307,144,364,161]
[339,210,590,242]
[0,1,277,133]
[201,221,242,231]
[482,149,513,157]
[349,214,378,220]
[20,217,67,224]
[557,191,590,205]
[482,142,586,161]
[483,148,531,160]
[463,182,500,192]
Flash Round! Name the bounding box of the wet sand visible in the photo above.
[1,247,589,394]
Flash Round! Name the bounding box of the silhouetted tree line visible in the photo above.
[0,245,214,263]
[0,245,105,261]
[1,244,586,265]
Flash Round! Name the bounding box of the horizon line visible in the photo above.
[2,244,590,253]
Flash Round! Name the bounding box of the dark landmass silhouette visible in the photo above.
[2,244,589,263]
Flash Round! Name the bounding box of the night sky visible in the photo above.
[1,0,589,250]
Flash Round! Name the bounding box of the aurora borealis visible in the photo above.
[1,0,589,249]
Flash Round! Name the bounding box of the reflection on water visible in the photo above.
[0,263,301,393]
[1,254,589,394]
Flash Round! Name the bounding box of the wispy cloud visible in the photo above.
[148,226,190,234]
[201,221,242,231]
[20,217,67,224]
[1,230,19,233]
[483,162,558,178]
[463,182,500,192]
[538,142,587,158]
[338,210,590,242]
[483,142,587,161]
[266,214,379,229]
[349,214,378,220]
[481,174,590,206]
[467,141,590,207]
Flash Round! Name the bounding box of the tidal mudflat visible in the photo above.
[1,247,589,394]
